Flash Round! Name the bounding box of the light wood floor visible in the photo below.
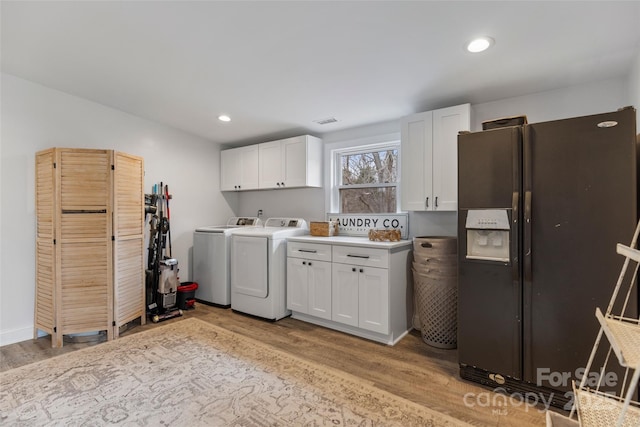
[1,304,552,426]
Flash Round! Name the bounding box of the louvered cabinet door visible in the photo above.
[112,152,145,337]
[57,149,113,347]
[35,149,56,341]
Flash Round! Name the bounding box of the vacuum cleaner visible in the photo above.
[145,182,183,323]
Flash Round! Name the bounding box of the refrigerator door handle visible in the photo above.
[524,190,532,282]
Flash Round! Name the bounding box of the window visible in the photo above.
[334,142,400,213]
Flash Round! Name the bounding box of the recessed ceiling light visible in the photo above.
[466,36,494,53]
[218,115,231,122]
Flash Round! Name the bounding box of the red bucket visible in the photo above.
[177,282,198,309]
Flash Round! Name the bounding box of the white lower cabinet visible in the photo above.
[358,267,389,334]
[286,241,332,320]
[287,257,332,320]
[331,263,359,327]
[287,238,411,345]
[332,262,389,334]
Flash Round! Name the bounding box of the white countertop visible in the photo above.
[287,235,413,250]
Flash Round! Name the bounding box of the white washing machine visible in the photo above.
[193,217,262,307]
[230,218,308,320]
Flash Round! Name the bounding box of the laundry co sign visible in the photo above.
[326,213,409,239]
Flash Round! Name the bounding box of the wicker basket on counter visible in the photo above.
[368,229,401,242]
[310,221,338,237]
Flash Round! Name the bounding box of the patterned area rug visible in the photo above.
[0,318,469,426]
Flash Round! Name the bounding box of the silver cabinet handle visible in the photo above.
[299,249,317,253]
[347,254,369,259]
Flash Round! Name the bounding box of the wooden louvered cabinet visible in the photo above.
[35,148,145,347]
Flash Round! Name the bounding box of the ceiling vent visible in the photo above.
[313,117,338,125]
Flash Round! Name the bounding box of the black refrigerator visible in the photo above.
[457,107,638,409]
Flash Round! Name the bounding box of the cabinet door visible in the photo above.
[432,104,470,211]
[287,257,309,313]
[358,266,389,334]
[282,136,308,188]
[221,146,259,191]
[400,111,433,211]
[220,148,241,191]
[240,145,259,190]
[332,263,359,327]
[308,260,332,320]
[259,140,283,189]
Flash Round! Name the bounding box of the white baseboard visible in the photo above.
[0,325,46,347]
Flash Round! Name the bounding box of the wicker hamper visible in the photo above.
[412,236,458,349]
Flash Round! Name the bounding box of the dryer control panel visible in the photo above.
[264,218,307,228]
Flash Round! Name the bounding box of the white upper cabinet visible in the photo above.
[221,135,322,191]
[400,103,470,211]
[259,135,323,189]
[220,145,259,191]
[400,111,433,211]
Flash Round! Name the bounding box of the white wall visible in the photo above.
[0,73,236,345]
[238,77,631,240]
[471,77,629,131]
[237,187,325,222]
[630,49,640,123]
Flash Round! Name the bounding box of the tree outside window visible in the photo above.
[338,146,399,213]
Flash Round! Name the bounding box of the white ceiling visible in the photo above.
[2,1,640,146]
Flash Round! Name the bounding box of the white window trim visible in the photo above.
[323,133,401,214]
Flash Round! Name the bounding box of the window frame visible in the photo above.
[326,136,401,214]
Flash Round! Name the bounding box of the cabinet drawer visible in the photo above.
[332,245,388,269]
[287,241,332,262]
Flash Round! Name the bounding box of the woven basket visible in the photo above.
[412,236,458,349]
[413,270,458,349]
[412,261,457,277]
[413,236,457,257]
[310,221,338,236]
[368,229,401,241]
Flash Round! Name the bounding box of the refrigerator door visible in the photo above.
[522,108,638,391]
[458,127,523,378]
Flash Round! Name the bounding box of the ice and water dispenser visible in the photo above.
[464,209,510,262]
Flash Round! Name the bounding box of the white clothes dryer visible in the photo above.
[230,218,308,320]
[193,217,262,307]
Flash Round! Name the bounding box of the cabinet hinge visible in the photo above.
[53,239,56,245]
[53,327,57,333]
[112,236,115,241]
[111,165,115,170]
[53,162,57,169]
[112,321,116,327]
